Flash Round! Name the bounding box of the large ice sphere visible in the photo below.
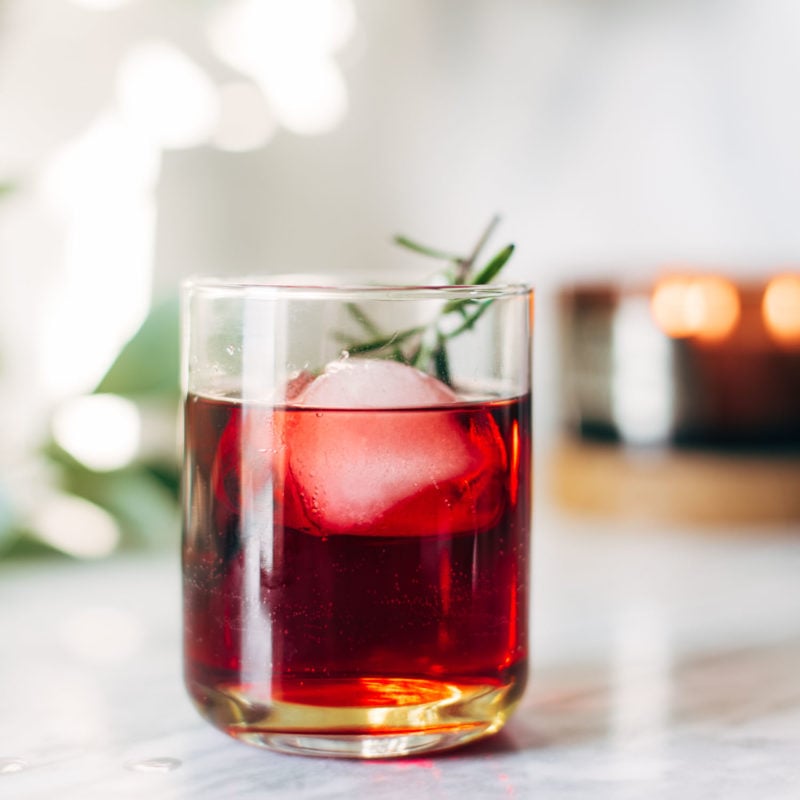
[297,358,458,409]
[284,359,507,536]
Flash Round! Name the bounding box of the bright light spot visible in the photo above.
[68,0,132,9]
[208,0,354,136]
[52,394,141,471]
[213,82,277,152]
[612,297,674,445]
[41,113,159,211]
[209,0,356,65]
[651,275,740,342]
[31,493,121,558]
[686,277,740,342]
[266,58,347,136]
[650,276,693,338]
[61,606,145,663]
[117,41,218,149]
[763,274,800,345]
[38,113,157,397]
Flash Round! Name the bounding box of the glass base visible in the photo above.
[237,726,496,759]
[188,671,525,759]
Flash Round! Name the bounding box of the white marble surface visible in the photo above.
[3,510,800,799]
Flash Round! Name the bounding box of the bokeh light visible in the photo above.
[52,393,141,471]
[30,493,121,558]
[207,0,354,135]
[39,114,157,397]
[762,274,800,345]
[651,275,740,342]
[650,276,695,339]
[213,82,277,152]
[116,40,218,150]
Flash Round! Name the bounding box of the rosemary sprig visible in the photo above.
[342,302,409,362]
[454,213,501,282]
[345,301,382,337]
[473,242,514,285]
[339,217,515,384]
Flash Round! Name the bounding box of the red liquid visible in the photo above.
[183,392,531,742]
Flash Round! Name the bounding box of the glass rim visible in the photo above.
[183,275,532,301]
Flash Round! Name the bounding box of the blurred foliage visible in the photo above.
[0,295,182,559]
[45,442,180,549]
[0,484,14,550]
[96,296,180,400]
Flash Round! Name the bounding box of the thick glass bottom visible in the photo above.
[187,669,526,759]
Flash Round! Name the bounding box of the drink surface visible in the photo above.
[183,388,531,741]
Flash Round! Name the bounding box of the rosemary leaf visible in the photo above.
[393,235,462,262]
[345,302,408,361]
[444,299,494,339]
[432,336,451,385]
[454,214,501,282]
[343,326,425,355]
[345,302,383,337]
[473,243,515,285]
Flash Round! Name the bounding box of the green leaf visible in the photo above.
[432,336,451,385]
[445,299,494,339]
[473,243,515,285]
[1,533,67,560]
[143,462,181,500]
[345,302,383,338]
[408,342,427,368]
[95,295,179,399]
[455,214,501,282]
[344,303,412,362]
[441,296,478,315]
[0,483,19,555]
[393,235,462,262]
[342,326,424,356]
[59,463,179,549]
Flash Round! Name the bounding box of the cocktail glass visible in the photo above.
[182,280,533,758]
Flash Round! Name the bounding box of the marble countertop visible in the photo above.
[3,509,800,799]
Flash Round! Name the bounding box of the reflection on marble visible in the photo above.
[2,512,800,799]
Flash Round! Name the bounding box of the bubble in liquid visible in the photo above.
[0,758,29,774]
[124,757,182,773]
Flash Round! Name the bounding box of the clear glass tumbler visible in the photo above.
[182,279,533,758]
